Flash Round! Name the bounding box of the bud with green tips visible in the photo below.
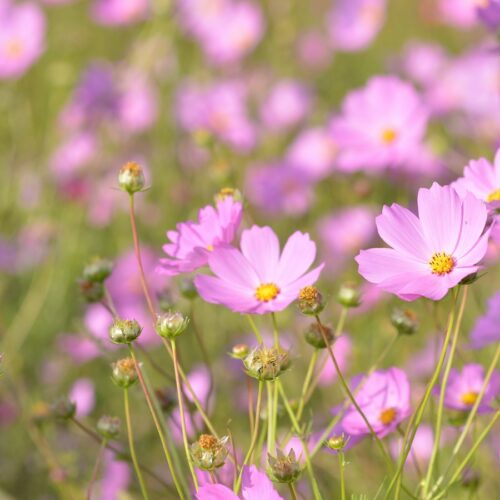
[297,286,325,316]
[390,308,419,336]
[111,358,138,389]
[83,257,113,283]
[268,449,301,483]
[155,311,189,339]
[118,161,145,194]
[51,396,76,420]
[337,282,361,308]
[190,434,229,471]
[304,322,334,349]
[230,343,250,359]
[325,434,349,451]
[78,278,104,303]
[97,415,120,440]
[109,319,143,344]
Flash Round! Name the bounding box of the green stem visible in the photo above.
[246,314,263,343]
[289,482,299,500]
[124,389,150,500]
[338,452,346,500]
[266,381,275,455]
[271,312,280,347]
[295,349,319,422]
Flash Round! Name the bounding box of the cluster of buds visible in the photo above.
[109,319,143,344]
[390,308,419,336]
[111,358,138,389]
[118,161,145,194]
[297,286,325,316]
[337,282,361,308]
[97,415,120,440]
[190,434,229,471]
[267,449,301,483]
[155,311,189,340]
[304,322,334,349]
[78,256,114,303]
[214,187,243,203]
[51,396,76,420]
[243,345,290,381]
[325,433,349,452]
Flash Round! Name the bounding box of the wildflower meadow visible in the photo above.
[1,1,499,499]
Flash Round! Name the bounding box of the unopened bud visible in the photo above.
[109,319,143,344]
[230,344,249,359]
[325,434,349,451]
[298,286,325,316]
[51,396,76,420]
[111,358,138,389]
[97,415,120,440]
[337,282,361,308]
[83,257,113,283]
[179,278,198,300]
[390,308,418,336]
[243,346,290,381]
[78,278,104,303]
[118,161,145,194]
[156,311,189,339]
[268,449,301,483]
[214,187,243,203]
[304,322,334,349]
[190,434,229,471]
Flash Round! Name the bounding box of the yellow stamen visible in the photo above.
[429,252,455,275]
[379,407,397,426]
[255,283,280,302]
[381,128,397,144]
[461,391,478,406]
[486,188,500,203]
[206,244,214,252]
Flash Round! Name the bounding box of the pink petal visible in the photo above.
[275,231,317,285]
[278,263,325,304]
[240,226,280,282]
[241,465,284,500]
[208,246,260,288]
[196,484,239,500]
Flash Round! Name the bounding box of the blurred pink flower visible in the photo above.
[356,183,490,301]
[99,451,131,499]
[400,42,447,86]
[69,378,95,418]
[296,31,333,70]
[437,0,480,29]
[91,0,149,26]
[469,291,500,348]
[317,335,352,386]
[158,197,243,276]
[390,424,434,469]
[478,0,500,29]
[50,132,97,181]
[330,76,429,173]
[0,1,45,79]
[195,225,324,314]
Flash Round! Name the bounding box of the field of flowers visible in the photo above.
[1,0,499,499]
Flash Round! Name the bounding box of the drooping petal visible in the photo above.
[208,246,260,288]
[240,226,281,282]
[275,231,317,285]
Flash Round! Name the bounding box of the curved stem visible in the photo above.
[246,315,263,343]
[87,439,106,500]
[124,388,150,500]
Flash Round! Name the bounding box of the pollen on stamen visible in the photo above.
[486,188,500,203]
[379,407,397,426]
[255,283,280,302]
[461,391,478,406]
[429,252,455,275]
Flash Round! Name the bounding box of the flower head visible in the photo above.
[194,225,324,314]
[356,183,490,301]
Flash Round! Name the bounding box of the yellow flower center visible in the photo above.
[206,244,214,252]
[429,252,455,275]
[381,128,397,144]
[486,188,500,203]
[255,283,280,302]
[6,39,24,58]
[379,407,397,426]
[298,286,320,303]
[461,391,478,406]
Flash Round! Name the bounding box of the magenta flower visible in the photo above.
[400,42,447,87]
[470,291,500,348]
[194,225,324,314]
[0,2,45,79]
[341,367,411,438]
[478,0,500,29]
[437,364,500,413]
[356,183,490,301]
[158,197,243,276]
[330,76,428,173]
[69,378,95,418]
[195,465,283,500]
[91,0,149,26]
[390,424,435,469]
[437,0,479,29]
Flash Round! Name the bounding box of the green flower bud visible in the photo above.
[243,346,290,381]
[390,308,419,336]
[111,358,138,389]
[230,343,250,359]
[304,322,334,349]
[156,311,189,339]
[268,449,301,483]
[109,319,143,344]
[179,278,198,300]
[337,282,361,308]
[118,161,145,194]
[214,187,243,203]
[78,278,104,303]
[83,257,113,283]
[51,396,76,420]
[97,415,121,440]
[297,286,325,316]
[190,434,229,471]
[325,434,349,451]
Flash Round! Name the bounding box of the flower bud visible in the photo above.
[83,257,113,283]
[297,286,325,316]
[156,311,189,339]
[243,346,290,381]
[325,434,349,451]
[51,396,76,420]
[268,449,301,483]
[230,344,250,359]
[111,358,138,389]
[97,415,120,440]
[109,319,143,344]
[390,308,419,336]
[304,322,334,349]
[337,282,361,308]
[179,278,198,300]
[459,272,479,285]
[190,434,229,471]
[118,161,145,194]
[157,289,175,312]
[78,278,104,303]
[214,187,243,203]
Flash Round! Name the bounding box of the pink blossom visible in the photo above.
[158,197,243,276]
[195,225,324,314]
[400,42,447,87]
[356,183,490,301]
[50,132,97,181]
[296,31,333,70]
[317,335,352,386]
[469,291,500,348]
[478,0,500,29]
[69,378,95,417]
[99,451,131,499]
[91,0,149,26]
[437,0,480,29]
[390,424,434,469]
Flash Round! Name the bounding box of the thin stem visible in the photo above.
[423,287,468,496]
[266,381,275,455]
[338,452,346,500]
[171,339,199,491]
[247,378,255,433]
[246,314,263,343]
[295,349,318,422]
[271,312,279,347]
[87,439,106,500]
[124,389,150,500]
[289,482,299,500]
[235,381,264,493]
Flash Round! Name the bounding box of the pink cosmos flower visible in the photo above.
[158,197,243,276]
[437,0,479,29]
[194,225,324,314]
[356,183,490,301]
[91,0,149,26]
[69,378,95,418]
[341,367,411,438]
[390,424,435,469]
[317,334,352,386]
[400,42,447,87]
[478,0,500,29]
[0,1,45,79]
[437,364,500,413]
[469,291,500,348]
[330,76,428,173]
[99,450,131,498]
[196,465,283,500]
[296,31,333,70]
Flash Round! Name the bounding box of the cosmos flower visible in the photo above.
[69,378,95,418]
[330,76,428,173]
[437,0,480,29]
[91,0,149,26]
[341,367,411,438]
[158,197,243,276]
[356,183,490,301]
[0,1,45,79]
[194,225,324,314]
[470,292,500,348]
[477,0,500,29]
[437,364,500,413]
[390,425,435,469]
[196,465,283,500]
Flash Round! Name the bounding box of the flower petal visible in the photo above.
[275,231,317,285]
[208,246,260,288]
[240,226,280,282]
